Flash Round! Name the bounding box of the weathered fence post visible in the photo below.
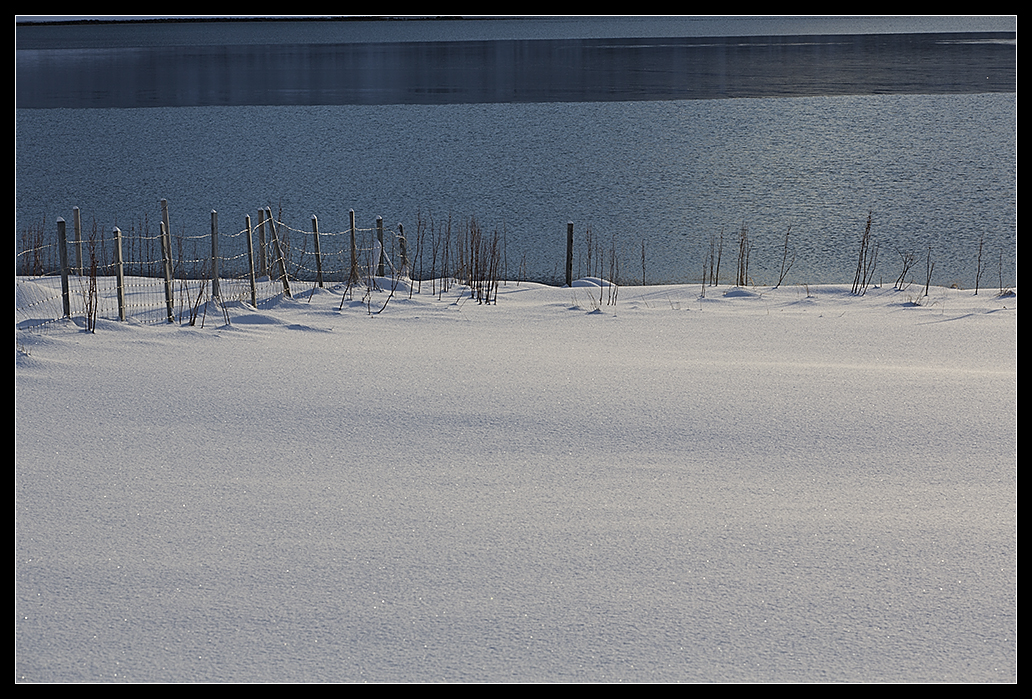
[256,208,268,277]
[57,218,71,317]
[264,207,274,282]
[268,209,291,298]
[349,209,360,286]
[113,226,126,321]
[210,210,221,300]
[377,216,385,277]
[160,221,175,322]
[398,223,408,275]
[73,206,83,276]
[160,198,173,292]
[245,214,257,307]
[311,214,324,288]
[566,221,574,287]
[160,198,172,256]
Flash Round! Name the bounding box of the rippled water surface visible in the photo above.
[16,17,1016,287]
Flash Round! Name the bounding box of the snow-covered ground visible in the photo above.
[15,277,1017,682]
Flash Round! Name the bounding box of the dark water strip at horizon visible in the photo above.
[17,31,1016,109]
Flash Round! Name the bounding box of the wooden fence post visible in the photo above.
[160,198,172,289]
[113,226,126,321]
[245,214,258,307]
[257,208,268,277]
[566,221,574,287]
[57,218,71,317]
[160,198,172,262]
[312,214,324,288]
[349,209,360,286]
[264,207,274,281]
[268,210,291,298]
[210,210,221,300]
[377,216,385,277]
[73,206,83,276]
[398,223,408,275]
[160,221,175,322]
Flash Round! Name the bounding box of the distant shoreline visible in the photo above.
[15,16,471,27]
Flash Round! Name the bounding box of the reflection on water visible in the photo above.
[17,32,1017,109]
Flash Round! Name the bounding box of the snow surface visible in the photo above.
[15,277,1017,683]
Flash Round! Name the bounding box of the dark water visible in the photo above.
[15,17,1017,287]
[17,22,1017,108]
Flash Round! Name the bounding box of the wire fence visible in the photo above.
[15,202,417,331]
[16,202,515,332]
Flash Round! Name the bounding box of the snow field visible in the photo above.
[16,279,1016,682]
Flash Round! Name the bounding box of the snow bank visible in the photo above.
[15,279,1017,682]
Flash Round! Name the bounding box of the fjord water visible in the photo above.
[16,17,1016,287]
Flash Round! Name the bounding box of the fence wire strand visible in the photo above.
[16,210,419,329]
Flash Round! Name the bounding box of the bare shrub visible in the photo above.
[79,222,99,332]
[851,211,878,295]
[775,226,796,288]
[894,248,916,290]
[736,222,751,287]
